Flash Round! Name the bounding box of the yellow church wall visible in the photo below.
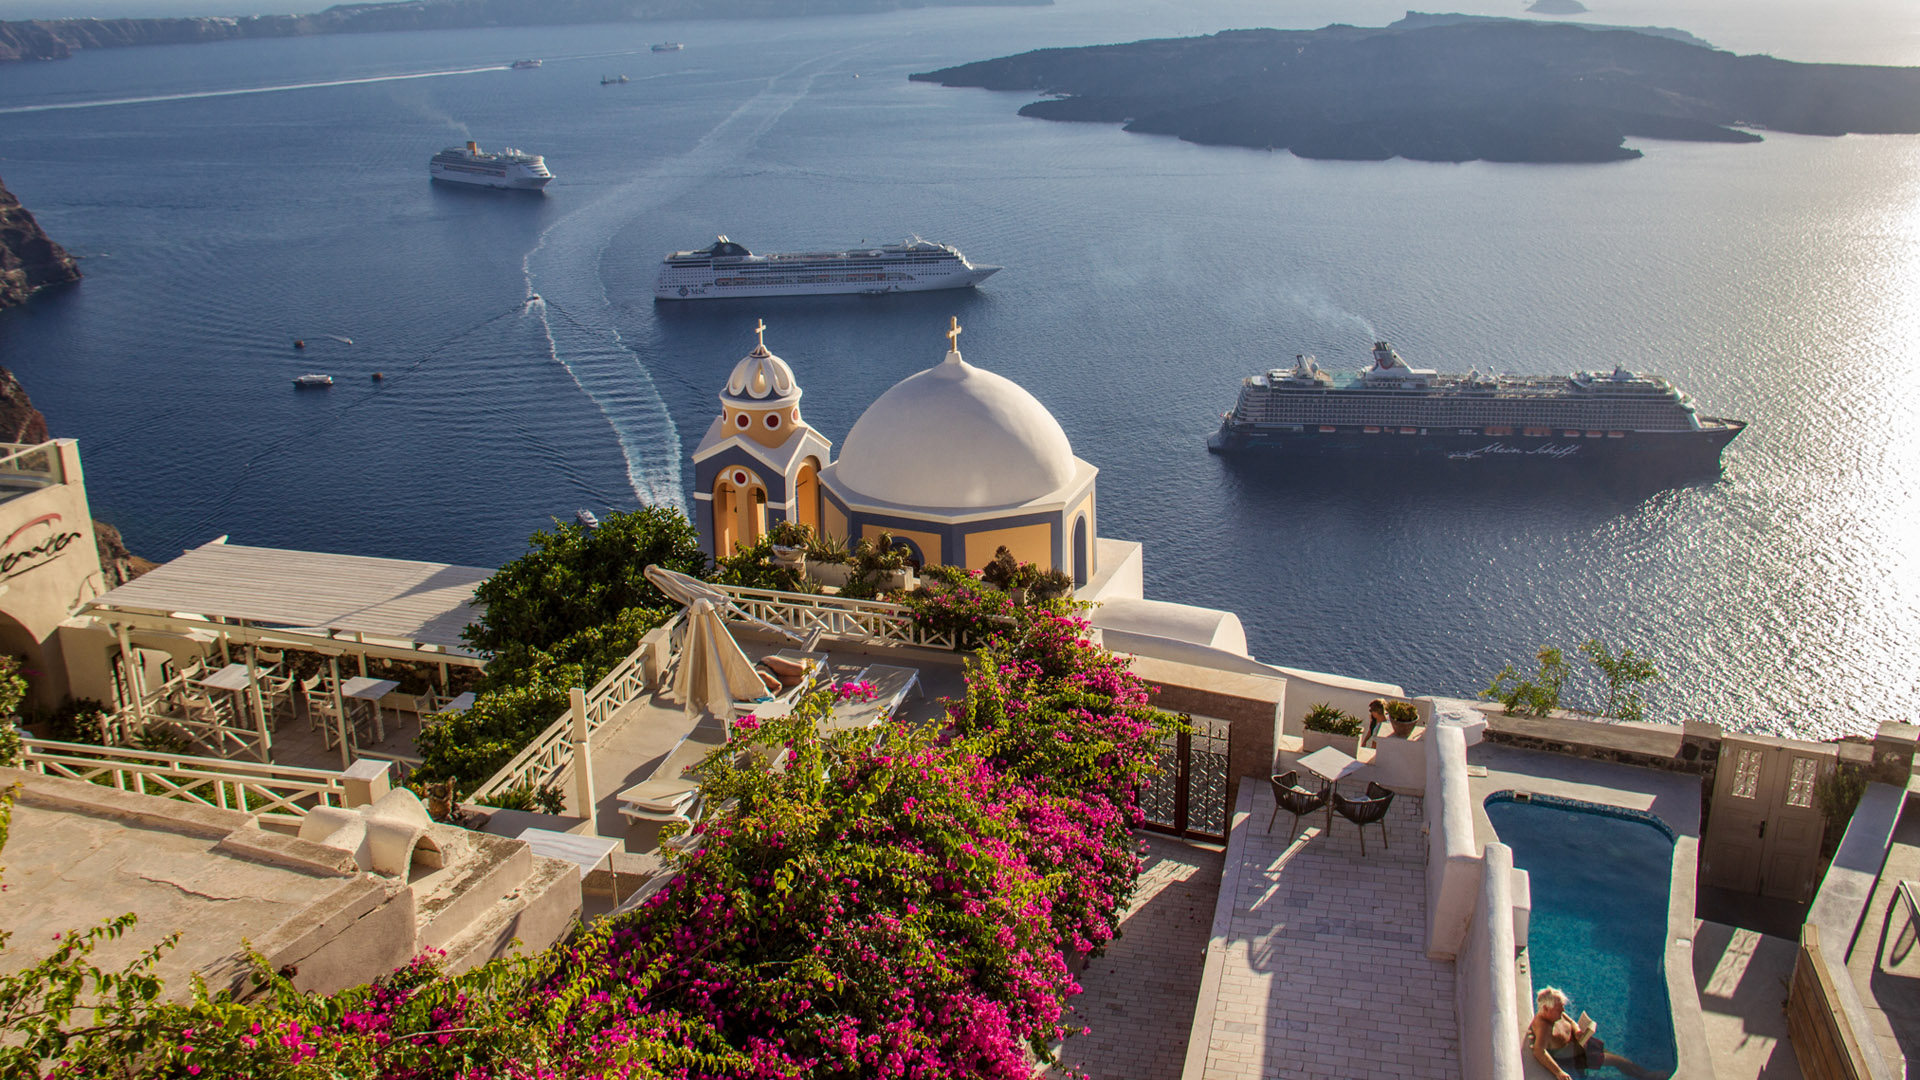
[964,523,1054,571]
[863,524,943,567]
[824,500,850,546]
[722,406,807,449]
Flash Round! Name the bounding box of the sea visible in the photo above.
[0,0,1916,740]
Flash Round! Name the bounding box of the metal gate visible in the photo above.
[1141,714,1231,841]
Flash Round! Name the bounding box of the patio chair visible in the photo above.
[1267,771,1330,840]
[1330,781,1396,855]
[616,728,730,825]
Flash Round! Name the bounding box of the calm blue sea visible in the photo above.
[1,0,1917,739]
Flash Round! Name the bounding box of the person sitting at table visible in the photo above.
[1527,986,1665,1080]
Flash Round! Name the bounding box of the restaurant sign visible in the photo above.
[1,512,86,581]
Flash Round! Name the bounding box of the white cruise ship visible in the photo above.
[654,236,1000,300]
[428,141,553,190]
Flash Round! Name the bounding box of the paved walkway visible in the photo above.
[1197,782,1457,1080]
[1848,801,1920,1074]
[1052,834,1225,1080]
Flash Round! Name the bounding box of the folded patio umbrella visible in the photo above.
[674,598,767,727]
[645,564,805,644]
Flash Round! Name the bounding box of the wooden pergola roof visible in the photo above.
[82,541,493,662]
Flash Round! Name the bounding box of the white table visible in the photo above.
[431,691,476,716]
[519,827,623,880]
[340,677,400,742]
[1297,745,1367,830]
[198,663,253,691]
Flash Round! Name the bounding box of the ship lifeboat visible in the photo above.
[1523,427,1549,437]
[1363,426,1382,434]
[1607,431,1625,438]
[1399,427,1417,435]
[1564,430,1582,438]
[1585,431,1603,438]
[1318,426,1337,433]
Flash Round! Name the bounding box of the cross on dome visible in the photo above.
[946,316,962,351]
[752,318,770,356]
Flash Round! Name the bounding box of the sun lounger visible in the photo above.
[1899,880,1920,930]
[616,730,728,824]
[735,649,828,719]
[820,664,922,734]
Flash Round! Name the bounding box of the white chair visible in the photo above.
[616,730,729,824]
[820,664,922,733]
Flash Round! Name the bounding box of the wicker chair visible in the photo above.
[1331,781,1396,855]
[1267,771,1330,840]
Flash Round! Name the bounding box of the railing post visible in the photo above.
[341,758,392,808]
[570,687,595,817]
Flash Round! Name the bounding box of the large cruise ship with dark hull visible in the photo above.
[1208,342,1744,467]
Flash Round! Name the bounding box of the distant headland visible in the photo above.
[0,0,1049,63]
[0,175,79,309]
[910,12,1920,164]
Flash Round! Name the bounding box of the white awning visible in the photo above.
[83,541,492,657]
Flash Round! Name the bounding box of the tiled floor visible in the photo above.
[1052,833,1225,1080]
[1202,784,1457,1080]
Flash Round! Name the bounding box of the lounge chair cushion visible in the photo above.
[756,667,782,694]
[618,777,702,813]
[763,654,808,682]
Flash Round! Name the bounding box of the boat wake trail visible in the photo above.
[0,64,507,115]
[521,48,858,511]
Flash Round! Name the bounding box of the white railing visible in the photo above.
[18,738,349,826]
[469,613,682,803]
[708,584,961,652]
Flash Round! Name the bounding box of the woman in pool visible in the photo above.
[1527,986,1665,1080]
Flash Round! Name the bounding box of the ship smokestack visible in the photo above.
[467,140,478,154]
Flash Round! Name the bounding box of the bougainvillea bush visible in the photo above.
[5,601,1176,1078]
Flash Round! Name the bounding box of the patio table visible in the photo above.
[1297,744,1367,830]
[519,828,623,880]
[431,691,476,716]
[194,663,260,726]
[340,677,400,743]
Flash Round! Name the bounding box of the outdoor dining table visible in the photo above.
[194,663,260,723]
[339,676,400,743]
[1296,744,1368,830]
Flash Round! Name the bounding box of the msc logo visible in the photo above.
[1,512,85,580]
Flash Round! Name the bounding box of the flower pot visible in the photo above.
[1302,730,1359,758]
[1009,585,1028,607]
[808,562,854,589]
[1390,719,1417,739]
[769,545,806,573]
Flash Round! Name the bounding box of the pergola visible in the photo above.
[80,541,493,766]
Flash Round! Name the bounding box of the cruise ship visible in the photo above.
[1207,341,1745,467]
[654,236,1000,300]
[428,141,553,190]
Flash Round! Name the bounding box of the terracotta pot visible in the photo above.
[1390,719,1417,738]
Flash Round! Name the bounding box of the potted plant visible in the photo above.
[1033,566,1075,601]
[1384,700,1420,738]
[768,520,811,572]
[1005,561,1038,606]
[1301,702,1364,756]
[805,531,854,589]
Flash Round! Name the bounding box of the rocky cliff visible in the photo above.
[0,0,1047,62]
[0,176,80,309]
[913,14,1920,164]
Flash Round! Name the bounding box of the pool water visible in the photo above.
[1485,794,1679,1078]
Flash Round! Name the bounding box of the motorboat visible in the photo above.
[292,374,334,388]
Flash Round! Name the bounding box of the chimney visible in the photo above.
[467,140,478,154]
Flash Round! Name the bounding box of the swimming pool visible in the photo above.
[1485,792,1679,1078]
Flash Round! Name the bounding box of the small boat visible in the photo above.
[601,74,629,84]
[293,339,306,349]
[651,42,683,52]
[292,374,333,388]
[575,509,600,529]
[511,58,542,69]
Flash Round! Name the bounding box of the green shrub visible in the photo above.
[1303,702,1363,737]
[1384,700,1420,726]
